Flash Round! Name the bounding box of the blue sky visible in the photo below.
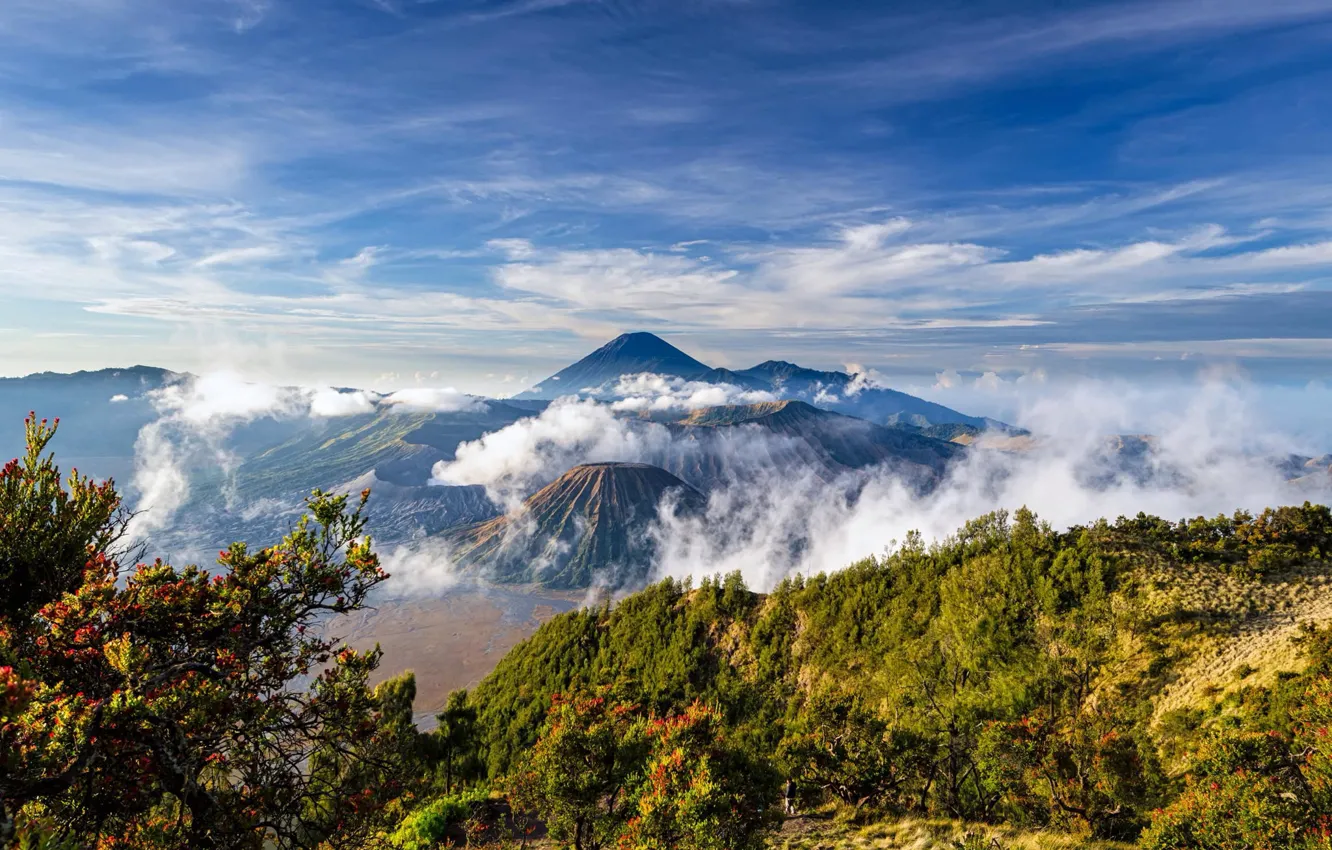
[3,0,1332,396]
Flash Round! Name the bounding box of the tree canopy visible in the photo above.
[0,415,420,849]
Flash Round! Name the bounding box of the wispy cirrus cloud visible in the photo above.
[801,0,1332,102]
[0,0,1330,395]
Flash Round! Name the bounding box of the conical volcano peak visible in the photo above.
[444,461,704,589]
[517,332,711,399]
[521,461,700,518]
[599,332,692,357]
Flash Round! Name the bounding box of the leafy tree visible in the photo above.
[618,701,780,850]
[508,691,649,850]
[0,415,132,625]
[434,689,479,794]
[979,706,1157,839]
[780,687,927,815]
[0,415,417,849]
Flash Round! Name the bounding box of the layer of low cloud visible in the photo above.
[380,387,484,413]
[915,369,1332,448]
[651,379,1324,590]
[128,373,484,538]
[309,387,379,417]
[377,539,469,596]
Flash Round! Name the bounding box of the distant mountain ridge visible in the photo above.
[2,365,181,384]
[237,401,533,498]
[734,359,845,390]
[515,332,998,430]
[0,365,185,485]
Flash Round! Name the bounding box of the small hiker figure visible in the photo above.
[783,778,797,816]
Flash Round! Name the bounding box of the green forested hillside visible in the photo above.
[460,503,1332,844]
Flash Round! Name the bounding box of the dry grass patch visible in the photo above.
[770,816,1131,850]
[1137,561,1332,722]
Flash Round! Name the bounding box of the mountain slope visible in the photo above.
[464,501,1332,808]
[728,360,993,428]
[517,332,710,399]
[144,402,532,558]
[732,360,846,392]
[236,401,533,499]
[0,365,181,483]
[444,462,705,589]
[655,400,963,490]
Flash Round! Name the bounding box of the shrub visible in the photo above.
[389,791,486,850]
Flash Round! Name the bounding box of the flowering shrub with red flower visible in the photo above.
[616,701,779,850]
[506,690,778,850]
[507,690,649,850]
[1141,662,1332,848]
[0,415,420,849]
[977,704,1159,839]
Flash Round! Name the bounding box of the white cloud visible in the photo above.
[594,372,777,413]
[229,0,269,32]
[128,372,300,538]
[490,243,743,316]
[471,217,1332,343]
[0,109,250,197]
[196,245,286,268]
[309,387,379,417]
[431,399,676,507]
[838,218,913,250]
[127,373,487,538]
[841,364,890,397]
[376,539,468,596]
[649,377,1331,591]
[379,387,484,413]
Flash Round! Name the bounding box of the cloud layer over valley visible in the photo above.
[108,349,1331,598]
[126,373,486,539]
[426,375,1330,593]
